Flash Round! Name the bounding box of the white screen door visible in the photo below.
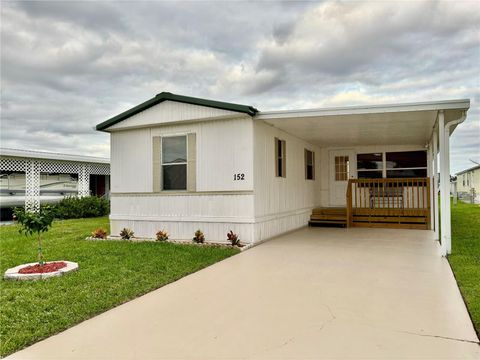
[329,149,356,206]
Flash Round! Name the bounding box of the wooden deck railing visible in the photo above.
[346,177,431,229]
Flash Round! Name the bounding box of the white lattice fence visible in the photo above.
[78,164,90,197]
[89,163,110,175]
[0,157,26,172]
[38,161,80,174]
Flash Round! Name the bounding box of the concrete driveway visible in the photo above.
[8,227,480,359]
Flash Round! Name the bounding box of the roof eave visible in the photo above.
[96,92,258,131]
[255,99,471,120]
[0,148,110,163]
[456,165,480,175]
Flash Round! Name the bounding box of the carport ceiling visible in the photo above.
[256,100,469,147]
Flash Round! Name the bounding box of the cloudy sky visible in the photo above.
[1,0,479,173]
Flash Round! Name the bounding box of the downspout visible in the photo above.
[441,111,467,255]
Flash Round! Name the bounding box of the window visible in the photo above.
[386,151,427,178]
[335,156,349,181]
[275,138,286,177]
[162,136,187,190]
[305,149,315,180]
[357,153,383,179]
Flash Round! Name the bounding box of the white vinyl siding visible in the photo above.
[111,128,152,193]
[108,100,241,130]
[254,121,321,241]
[111,117,253,193]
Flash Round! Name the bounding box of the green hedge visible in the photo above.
[54,196,109,219]
[15,196,110,220]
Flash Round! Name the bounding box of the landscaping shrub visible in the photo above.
[91,228,108,239]
[156,230,169,241]
[54,196,109,219]
[193,229,205,243]
[227,230,241,246]
[120,228,134,240]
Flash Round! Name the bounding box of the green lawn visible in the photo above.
[448,201,480,337]
[0,217,239,357]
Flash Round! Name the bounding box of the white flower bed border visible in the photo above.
[85,236,252,251]
[4,261,79,281]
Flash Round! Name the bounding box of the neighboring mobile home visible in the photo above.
[0,148,110,212]
[96,92,470,255]
[455,165,479,203]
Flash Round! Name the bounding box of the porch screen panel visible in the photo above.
[357,153,382,179]
[386,151,427,179]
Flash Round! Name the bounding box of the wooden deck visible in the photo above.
[310,177,431,230]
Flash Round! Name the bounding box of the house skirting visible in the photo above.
[253,208,312,242]
[110,208,313,244]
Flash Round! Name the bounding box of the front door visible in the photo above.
[329,149,356,206]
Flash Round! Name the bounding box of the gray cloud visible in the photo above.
[1,0,479,173]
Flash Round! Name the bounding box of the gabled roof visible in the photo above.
[456,164,480,176]
[96,92,258,131]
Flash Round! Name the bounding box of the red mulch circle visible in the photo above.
[18,262,67,274]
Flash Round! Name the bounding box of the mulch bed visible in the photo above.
[18,262,67,274]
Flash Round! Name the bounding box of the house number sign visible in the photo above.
[233,173,245,180]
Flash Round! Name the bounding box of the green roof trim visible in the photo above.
[96,92,258,131]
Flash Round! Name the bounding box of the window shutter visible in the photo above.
[282,140,286,178]
[187,133,196,192]
[305,149,308,180]
[274,138,279,177]
[152,136,161,192]
[312,151,315,180]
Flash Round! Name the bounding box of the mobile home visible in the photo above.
[455,165,479,203]
[96,92,470,255]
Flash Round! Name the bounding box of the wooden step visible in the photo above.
[312,207,346,215]
[352,222,428,230]
[353,215,427,223]
[310,208,347,227]
[309,219,346,227]
[310,214,346,221]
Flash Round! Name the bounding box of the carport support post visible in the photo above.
[432,133,439,240]
[443,119,452,255]
[427,141,434,231]
[442,112,467,255]
[438,111,448,256]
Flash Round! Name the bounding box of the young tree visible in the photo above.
[13,205,55,265]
